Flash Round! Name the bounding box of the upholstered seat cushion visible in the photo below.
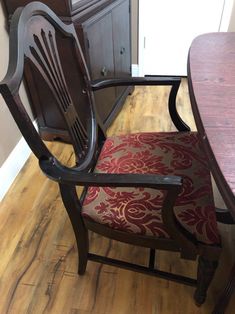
[82,132,220,245]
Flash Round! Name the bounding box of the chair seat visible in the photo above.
[82,132,220,245]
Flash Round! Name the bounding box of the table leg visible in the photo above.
[216,208,235,225]
[212,262,235,314]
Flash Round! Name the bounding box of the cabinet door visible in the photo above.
[85,13,116,122]
[112,0,131,96]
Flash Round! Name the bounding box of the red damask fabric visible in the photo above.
[82,132,220,245]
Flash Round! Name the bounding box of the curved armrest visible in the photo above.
[90,76,181,91]
[40,157,197,257]
[90,76,190,132]
[39,157,182,190]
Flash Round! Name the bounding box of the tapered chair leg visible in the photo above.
[77,227,89,275]
[59,183,89,275]
[194,256,219,305]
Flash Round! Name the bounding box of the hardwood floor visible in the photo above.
[0,80,235,313]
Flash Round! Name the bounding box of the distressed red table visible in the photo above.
[188,32,235,314]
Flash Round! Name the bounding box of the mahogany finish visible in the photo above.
[3,0,131,141]
[188,32,235,314]
[0,3,221,307]
[188,32,235,218]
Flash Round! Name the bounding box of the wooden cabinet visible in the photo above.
[3,0,132,141]
[112,0,131,98]
[84,11,116,121]
[74,0,132,126]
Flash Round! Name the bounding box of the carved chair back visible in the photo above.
[0,1,103,169]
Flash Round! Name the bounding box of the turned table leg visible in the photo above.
[212,209,235,313]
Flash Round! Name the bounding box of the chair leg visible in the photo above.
[59,183,89,275]
[194,256,218,306]
[212,262,235,314]
[77,226,89,275]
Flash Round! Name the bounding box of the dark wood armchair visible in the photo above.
[0,2,221,305]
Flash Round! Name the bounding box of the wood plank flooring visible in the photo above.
[0,80,235,313]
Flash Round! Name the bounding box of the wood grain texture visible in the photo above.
[3,0,132,141]
[188,32,235,314]
[0,80,234,313]
[188,32,235,218]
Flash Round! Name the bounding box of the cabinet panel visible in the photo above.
[112,0,131,96]
[85,13,116,122]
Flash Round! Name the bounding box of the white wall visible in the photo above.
[0,2,34,167]
[228,0,235,30]
[0,3,22,167]
[0,3,34,201]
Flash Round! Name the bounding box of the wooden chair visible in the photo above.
[0,2,221,305]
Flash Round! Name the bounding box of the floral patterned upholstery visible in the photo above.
[82,132,220,245]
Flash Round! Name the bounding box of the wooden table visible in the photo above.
[188,32,235,314]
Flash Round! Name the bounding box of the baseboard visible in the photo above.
[132,64,140,77]
[0,121,37,202]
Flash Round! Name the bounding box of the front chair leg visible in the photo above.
[77,226,89,275]
[194,256,219,305]
[59,183,89,275]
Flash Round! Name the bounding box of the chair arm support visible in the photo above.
[90,76,181,91]
[90,76,190,131]
[40,157,198,257]
[39,157,182,190]
[161,187,198,259]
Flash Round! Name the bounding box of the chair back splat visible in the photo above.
[0,2,221,307]
[0,2,104,169]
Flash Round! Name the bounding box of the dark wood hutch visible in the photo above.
[3,0,132,141]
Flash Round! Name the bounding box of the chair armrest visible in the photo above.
[90,76,181,91]
[39,157,182,191]
[40,157,198,257]
[90,76,190,132]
